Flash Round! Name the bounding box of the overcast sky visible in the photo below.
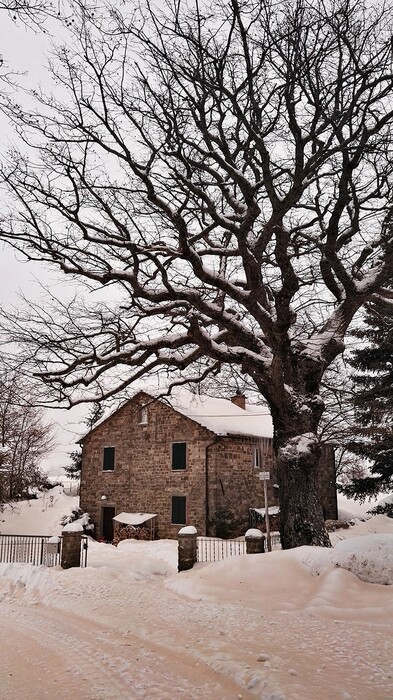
[1,13,87,475]
[1,13,60,304]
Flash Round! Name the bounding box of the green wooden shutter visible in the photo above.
[103,446,115,471]
[171,496,186,524]
[172,442,186,470]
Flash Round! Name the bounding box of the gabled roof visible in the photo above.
[79,388,273,441]
[165,389,273,438]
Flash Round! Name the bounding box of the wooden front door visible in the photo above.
[102,506,115,542]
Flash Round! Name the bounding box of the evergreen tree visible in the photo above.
[64,450,82,480]
[64,402,104,480]
[343,299,393,501]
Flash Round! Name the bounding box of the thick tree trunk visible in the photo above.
[276,436,331,549]
[267,356,332,549]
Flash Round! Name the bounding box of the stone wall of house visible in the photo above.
[80,393,337,540]
[80,394,215,539]
[209,436,278,534]
[209,437,337,533]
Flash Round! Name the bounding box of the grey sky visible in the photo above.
[1,13,86,475]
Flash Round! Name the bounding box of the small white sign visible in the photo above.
[258,471,270,480]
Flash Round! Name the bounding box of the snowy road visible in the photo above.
[1,490,393,698]
[0,553,392,700]
[0,596,253,700]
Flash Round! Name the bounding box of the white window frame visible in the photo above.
[137,403,148,425]
[253,445,261,469]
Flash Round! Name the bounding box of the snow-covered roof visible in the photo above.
[165,389,273,438]
[79,388,273,440]
[113,512,157,526]
[250,506,280,516]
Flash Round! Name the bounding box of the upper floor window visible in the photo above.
[137,403,148,425]
[103,446,115,471]
[172,442,187,470]
[253,446,261,469]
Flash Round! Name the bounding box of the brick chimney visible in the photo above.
[230,392,246,410]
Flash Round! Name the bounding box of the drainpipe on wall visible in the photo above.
[205,436,222,536]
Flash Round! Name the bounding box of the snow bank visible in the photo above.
[379,494,393,505]
[0,486,79,536]
[331,535,393,585]
[0,539,178,606]
[288,533,393,585]
[1,489,392,617]
[337,492,379,519]
[167,544,393,623]
[330,513,393,545]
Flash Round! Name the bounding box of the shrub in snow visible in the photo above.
[325,519,351,532]
[61,507,94,535]
[209,505,245,539]
[368,501,393,519]
[331,535,393,585]
[37,477,63,492]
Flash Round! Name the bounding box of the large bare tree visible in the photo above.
[1,0,393,547]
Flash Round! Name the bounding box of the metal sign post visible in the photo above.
[258,471,271,552]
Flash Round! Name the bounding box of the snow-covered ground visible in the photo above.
[0,490,392,699]
[337,492,380,520]
[0,486,79,536]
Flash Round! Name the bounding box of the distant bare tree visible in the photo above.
[0,371,55,502]
[1,0,393,547]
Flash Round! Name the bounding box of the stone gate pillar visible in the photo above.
[245,528,265,554]
[178,526,197,572]
[61,522,83,569]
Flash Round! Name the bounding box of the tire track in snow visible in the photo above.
[0,599,253,699]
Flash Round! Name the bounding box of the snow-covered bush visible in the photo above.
[368,495,393,519]
[331,535,393,585]
[61,507,94,535]
[325,519,351,532]
[209,505,245,539]
[368,502,393,518]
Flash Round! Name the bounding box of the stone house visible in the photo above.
[79,389,337,541]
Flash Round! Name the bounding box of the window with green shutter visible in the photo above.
[172,442,187,470]
[103,446,115,471]
[171,496,186,524]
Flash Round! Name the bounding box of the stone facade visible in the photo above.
[79,392,337,540]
